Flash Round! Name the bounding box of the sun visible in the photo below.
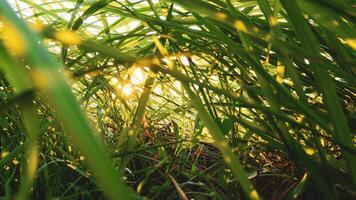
[121,83,134,96]
[131,67,147,85]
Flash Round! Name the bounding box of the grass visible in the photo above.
[0,0,355,199]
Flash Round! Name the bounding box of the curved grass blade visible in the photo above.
[0,1,138,199]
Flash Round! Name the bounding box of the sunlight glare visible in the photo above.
[110,77,119,85]
[179,55,190,66]
[153,85,163,95]
[122,83,134,96]
[131,67,147,85]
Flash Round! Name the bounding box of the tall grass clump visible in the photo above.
[0,0,355,199]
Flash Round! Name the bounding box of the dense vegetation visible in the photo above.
[0,0,355,199]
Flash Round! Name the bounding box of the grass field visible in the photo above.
[0,0,355,199]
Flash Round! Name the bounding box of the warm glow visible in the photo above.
[0,18,27,55]
[179,55,190,66]
[122,83,134,96]
[173,80,181,89]
[153,85,163,95]
[53,30,82,45]
[110,77,119,85]
[131,67,147,85]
